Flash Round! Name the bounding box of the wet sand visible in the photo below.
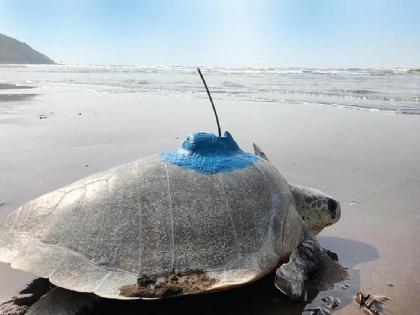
[1,86,420,314]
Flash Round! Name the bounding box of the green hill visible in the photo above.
[0,33,55,64]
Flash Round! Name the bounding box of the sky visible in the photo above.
[0,0,419,67]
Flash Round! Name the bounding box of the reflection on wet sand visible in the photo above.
[0,237,379,315]
[304,237,380,313]
[0,94,38,102]
[0,83,35,90]
[0,82,37,102]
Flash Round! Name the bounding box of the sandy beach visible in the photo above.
[1,79,420,314]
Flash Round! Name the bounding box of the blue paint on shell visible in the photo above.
[161,131,259,174]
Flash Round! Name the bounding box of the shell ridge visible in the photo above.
[249,163,272,270]
[89,178,112,264]
[164,162,175,271]
[238,159,283,271]
[8,231,137,275]
[48,192,67,215]
[9,206,23,232]
[57,175,113,194]
[30,191,69,240]
[48,254,67,278]
[248,158,269,182]
[218,174,241,260]
[135,160,143,273]
[93,271,112,291]
[58,186,87,245]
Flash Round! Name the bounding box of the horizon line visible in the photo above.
[12,63,420,70]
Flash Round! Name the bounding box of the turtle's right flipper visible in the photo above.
[274,237,347,301]
[252,143,270,161]
[26,288,99,315]
[274,237,321,300]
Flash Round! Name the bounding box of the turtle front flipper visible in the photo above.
[274,236,347,301]
[26,288,99,315]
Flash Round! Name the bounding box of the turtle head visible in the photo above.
[289,184,341,235]
[251,144,341,234]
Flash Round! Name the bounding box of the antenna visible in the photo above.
[197,67,222,137]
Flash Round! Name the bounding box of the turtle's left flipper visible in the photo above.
[274,236,347,301]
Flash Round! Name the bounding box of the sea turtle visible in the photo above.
[0,132,344,314]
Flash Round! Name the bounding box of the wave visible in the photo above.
[3,64,420,116]
[5,64,420,77]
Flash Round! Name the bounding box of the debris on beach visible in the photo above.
[321,295,341,310]
[304,295,341,314]
[355,291,389,315]
[39,113,47,119]
[305,307,331,315]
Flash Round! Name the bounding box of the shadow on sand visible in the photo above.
[1,237,379,315]
[304,236,380,313]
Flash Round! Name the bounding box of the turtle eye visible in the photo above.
[327,198,338,219]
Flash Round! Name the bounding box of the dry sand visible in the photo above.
[1,86,420,314]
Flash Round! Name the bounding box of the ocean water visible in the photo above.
[1,64,420,115]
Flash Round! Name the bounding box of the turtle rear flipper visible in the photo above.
[252,143,270,161]
[274,237,347,301]
[26,288,99,315]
